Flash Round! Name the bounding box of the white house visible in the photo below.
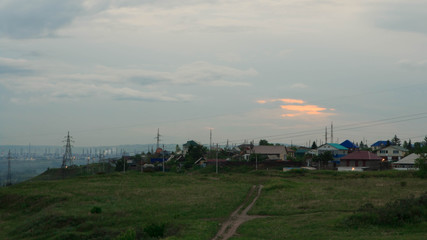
[392,153,420,170]
[376,145,408,161]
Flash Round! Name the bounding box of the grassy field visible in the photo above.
[0,168,426,239]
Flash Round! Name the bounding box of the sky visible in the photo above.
[1,0,427,147]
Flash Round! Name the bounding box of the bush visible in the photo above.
[90,206,102,214]
[144,223,165,238]
[344,192,427,227]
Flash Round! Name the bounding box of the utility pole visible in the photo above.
[256,150,258,171]
[162,144,165,172]
[331,122,334,143]
[123,151,126,173]
[216,144,219,174]
[61,131,73,168]
[210,129,213,153]
[6,150,12,186]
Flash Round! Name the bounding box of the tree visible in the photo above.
[259,139,273,146]
[313,151,333,168]
[115,157,129,172]
[391,135,401,146]
[415,154,427,178]
[403,140,408,149]
[185,144,207,162]
[407,139,413,151]
[311,141,318,149]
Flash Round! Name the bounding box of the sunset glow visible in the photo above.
[280,105,327,115]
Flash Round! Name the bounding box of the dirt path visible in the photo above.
[212,185,266,240]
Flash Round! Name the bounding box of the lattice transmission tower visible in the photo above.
[6,150,12,186]
[61,131,74,168]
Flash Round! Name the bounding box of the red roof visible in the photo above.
[340,151,382,160]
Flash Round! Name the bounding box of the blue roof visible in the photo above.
[371,141,388,147]
[340,140,359,149]
[328,143,348,150]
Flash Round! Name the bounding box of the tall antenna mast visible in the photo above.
[331,122,334,143]
[61,131,74,168]
[155,128,161,150]
[325,126,328,144]
[6,150,12,186]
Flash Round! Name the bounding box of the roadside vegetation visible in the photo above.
[1,168,427,239]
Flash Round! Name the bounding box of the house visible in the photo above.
[286,147,295,158]
[392,153,420,170]
[339,151,383,171]
[375,145,408,162]
[371,140,388,150]
[295,147,310,159]
[245,145,287,161]
[340,140,359,153]
[317,143,348,161]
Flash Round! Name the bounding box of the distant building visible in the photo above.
[371,140,388,150]
[317,143,348,161]
[392,153,420,170]
[375,145,408,162]
[339,151,382,171]
[245,145,288,161]
[340,140,359,153]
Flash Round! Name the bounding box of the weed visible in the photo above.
[115,228,136,240]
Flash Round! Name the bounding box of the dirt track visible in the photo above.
[212,185,266,240]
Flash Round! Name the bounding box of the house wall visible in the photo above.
[343,159,381,170]
[376,147,407,161]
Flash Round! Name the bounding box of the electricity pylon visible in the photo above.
[61,131,74,168]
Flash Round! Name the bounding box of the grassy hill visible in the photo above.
[1,168,426,239]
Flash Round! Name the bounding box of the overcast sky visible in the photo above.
[1,0,427,147]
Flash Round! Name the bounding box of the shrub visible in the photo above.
[144,223,165,238]
[344,192,427,227]
[90,206,102,214]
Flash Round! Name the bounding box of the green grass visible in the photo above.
[0,169,426,239]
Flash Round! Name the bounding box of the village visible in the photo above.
[122,135,427,173]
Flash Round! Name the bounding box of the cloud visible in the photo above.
[280,105,327,115]
[0,57,35,75]
[373,1,427,35]
[0,0,84,39]
[257,97,334,118]
[291,83,308,89]
[397,59,427,70]
[0,57,253,104]
[257,98,305,104]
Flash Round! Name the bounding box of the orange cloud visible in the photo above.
[257,98,304,104]
[281,105,327,115]
[281,113,299,117]
[276,98,305,104]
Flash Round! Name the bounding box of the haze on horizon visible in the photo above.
[1,0,427,147]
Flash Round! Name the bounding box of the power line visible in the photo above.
[215,111,427,145]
